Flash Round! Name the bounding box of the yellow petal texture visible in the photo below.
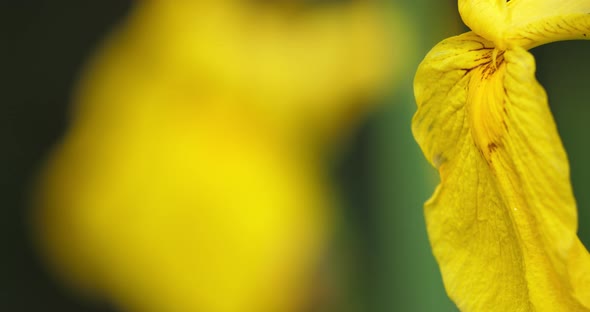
[459,0,590,49]
[458,0,508,48]
[413,32,590,311]
[31,1,400,311]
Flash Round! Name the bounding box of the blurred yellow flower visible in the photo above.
[413,0,590,311]
[33,1,404,312]
[113,0,404,142]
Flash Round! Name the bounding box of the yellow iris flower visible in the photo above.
[33,1,401,312]
[413,0,590,311]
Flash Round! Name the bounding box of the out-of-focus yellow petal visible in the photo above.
[459,0,590,49]
[34,0,403,311]
[36,26,334,308]
[413,32,590,311]
[123,0,399,141]
[36,101,331,312]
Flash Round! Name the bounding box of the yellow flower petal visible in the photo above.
[130,0,398,140]
[413,32,590,311]
[459,0,590,49]
[35,103,331,312]
[506,0,590,48]
[34,1,402,311]
[458,0,508,48]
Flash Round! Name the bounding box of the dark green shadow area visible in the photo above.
[533,40,590,250]
[1,2,130,311]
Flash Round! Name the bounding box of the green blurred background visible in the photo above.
[2,1,589,311]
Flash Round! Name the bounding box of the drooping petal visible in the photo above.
[459,0,590,49]
[413,31,590,311]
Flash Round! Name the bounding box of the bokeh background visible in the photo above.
[2,1,590,311]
